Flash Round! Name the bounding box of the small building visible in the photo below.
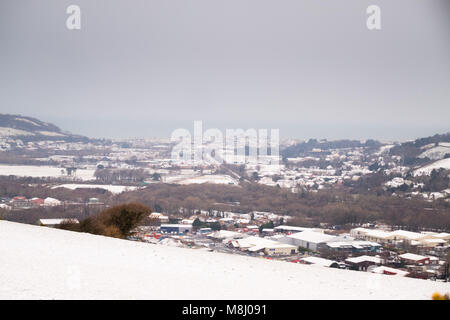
[44,197,62,207]
[208,230,243,241]
[30,197,44,207]
[300,256,339,268]
[371,266,409,277]
[148,212,169,223]
[398,253,430,265]
[160,224,192,234]
[232,236,297,256]
[10,196,30,209]
[261,228,275,235]
[345,255,382,271]
[325,240,381,253]
[198,227,212,235]
[264,244,297,256]
[88,198,100,204]
[0,203,11,210]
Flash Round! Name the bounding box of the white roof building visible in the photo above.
[281,231,337,251]
[43,197,62,206]
[301,256,339,267]
[398,253,429,263]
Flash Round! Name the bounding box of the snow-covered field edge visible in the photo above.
[0,221,448,300]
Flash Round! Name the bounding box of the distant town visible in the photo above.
[0,114,449,284]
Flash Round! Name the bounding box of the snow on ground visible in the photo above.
[177,174,238,185]
[419,145,450,160]
[53,184,138,194]
[375,144,394,155]
[14,117,41,127]
[0,165,95,181]
[37,131,66,137]
[413,158,450,176]
[0,220,448,300]
[0,127,34,137]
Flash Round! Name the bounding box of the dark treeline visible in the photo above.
[0,176,112,202]
[94,168,148,184]
[0,204,104,225]
[1,176,449,231]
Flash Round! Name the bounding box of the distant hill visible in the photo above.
[0,114,89,142]
[389,132,450,166]
[280,138,381,159]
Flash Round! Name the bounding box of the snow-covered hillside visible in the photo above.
[0,221,448,299]
[0,114,87,141]
[413,158,450,176]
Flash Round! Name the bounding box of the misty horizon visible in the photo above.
[1,0,449,142]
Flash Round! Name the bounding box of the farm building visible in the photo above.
[345,255,382,271]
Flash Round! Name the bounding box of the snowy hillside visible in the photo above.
[413,158,450,176]
[0,221,448,299]
[0,114,87,141]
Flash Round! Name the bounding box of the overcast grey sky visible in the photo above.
[1,0,449,141]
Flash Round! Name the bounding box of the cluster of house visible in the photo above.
[150,210,290,228]
[0,196,62,210]
[350,227,450,249]
[136,219,450,280]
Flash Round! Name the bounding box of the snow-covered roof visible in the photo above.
[1,220,448,299]
[233,236,296,250]
[160,224,192,228]
[208,230,241,240]
[301,256,338,267]
[390,230,425,240]
[326,240,381,249]
[346,255,381,264]
[288,231,336,244]
[38,218,79,225]
[371,266,409,277]
[398,253,428,261]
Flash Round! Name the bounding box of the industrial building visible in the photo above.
[160,224,193,234]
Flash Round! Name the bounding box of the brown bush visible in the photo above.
[59,203,151,239]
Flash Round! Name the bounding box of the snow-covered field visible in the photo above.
[413,158,450,176]
[419,145,450,160]
[0,220,448,300]
[53,184,138,194]
[0,165,95,181]
[177,174,238,185]
[0,127,34,137]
